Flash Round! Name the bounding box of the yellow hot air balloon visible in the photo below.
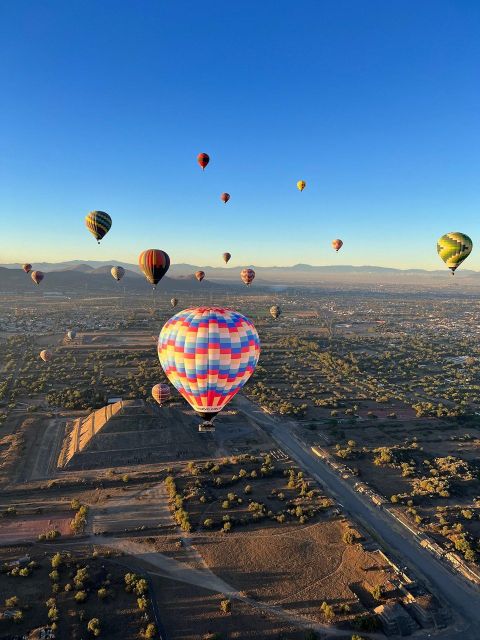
[437,232,473,275]
[297,180,306,192]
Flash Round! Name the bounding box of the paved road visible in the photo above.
[236,396,480,640]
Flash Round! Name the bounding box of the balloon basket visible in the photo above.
[198,422,215,433]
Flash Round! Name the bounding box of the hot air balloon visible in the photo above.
[22,264,32,274]
[67,330,77,341]
[220,193,230,204]
[332,239,343,252]
[151,383,171,406]
[195,271,205,282]
[111,266,125,282]
[297,180,306,192]
[158,307,260,429]
[222,252,231,264]
[437,232,473,275]
[197,153,209,171]
[138,249,170,288]
[40,350,52,363]
[85,210,112,243]
[171,297,178,308]
[31,271,44,285]
[270,305,281,320]
[241,268,255,286]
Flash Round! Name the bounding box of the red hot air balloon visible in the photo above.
[220,193,230,204]
[151,383,171,406]
[40,350,52,362]
[138,249,170,289]
[22,264,32,274]
[195,270,205,282]
[197,153,210,171]
[241,268,255,286]
[31,271,44,285]
[332,239,343,252]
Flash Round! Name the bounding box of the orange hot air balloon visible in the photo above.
[222,252,231,264]
[138,249,170,289]
[197,153,209,170]
[220,192,230,204]
[241,268,255,286]
[152,383,171,406]
[22,264,32,273]
[40,350,52,362]
[332,239,343,252]
[31,271,44,285]
[195,270,205,282]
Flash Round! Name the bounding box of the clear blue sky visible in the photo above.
[1,0,479,269]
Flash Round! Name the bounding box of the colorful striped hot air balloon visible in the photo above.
[220,193,230,204]
[332,239,343,252]
[40,350,52,362]
[437,232,473,275]
[195,271,205,282]
[297,180,306,192]
[222,252,231,264]
[158,307,260,428]
[111,266,125,282]
[151,383,171,406]
[241,268,255,286]
[22,263,32,273]
[197,153,209,170]
[85,210,112,243]
[138,249,170,288]
[31,271,44,285]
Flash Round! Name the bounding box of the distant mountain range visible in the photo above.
[1,260,479,293]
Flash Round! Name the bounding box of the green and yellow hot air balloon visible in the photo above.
[437,232,473,275]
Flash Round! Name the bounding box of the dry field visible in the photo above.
[192,520,394,626]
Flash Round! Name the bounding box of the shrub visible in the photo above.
[87,617,101,636]
[220,598,231,614]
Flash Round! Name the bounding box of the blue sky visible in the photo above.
[1,0,479,269]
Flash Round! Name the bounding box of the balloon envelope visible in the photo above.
[197,153,209,170]
[270,305,281,319]
[195,271,205,282]
[40,350,52,362]
[171,297,179,308]
[67,330,77,340]
[158,307,260,420]
[85,210,112,242]
[151,383,171,406]
[332,239,343,252]
[241,268,255,286]
[437,232,473,274]
[22,264,32,273]
[138,249,170,287]
[221,193,230,204]
[111,266,125,282]
[31,271,44,285]
[222,252,231,264]
[297,180,306,192]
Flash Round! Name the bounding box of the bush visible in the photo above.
[87,617,101,636]
[143,623,156,639]
[5,596,19,607]
[343,530,355,545]
[75,590,87,603]
[220,598,231,614]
